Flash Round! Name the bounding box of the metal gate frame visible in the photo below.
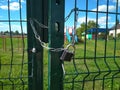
[27,0,48,90]
[27,0,120,90]
[48,0,65,90]
[27,0,64,90]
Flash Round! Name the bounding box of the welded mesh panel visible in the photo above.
[0,0,28,90]
[64,0,120,90]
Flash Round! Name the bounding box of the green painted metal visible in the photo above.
[43,0,48,43]
[27,0,48,90]
[48,0,65,90]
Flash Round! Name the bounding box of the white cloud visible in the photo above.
[78,17,96,24]
[92,5,116,12]
[112,0,120,6]
[77,16,113,28]
[0,23,9,30]
[0,2,21,11]
[21,0,25,3]
[0,23,27,33]
[98,16,111,25]
[2,0,25,3]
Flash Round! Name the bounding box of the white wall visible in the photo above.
[109,29,120,37]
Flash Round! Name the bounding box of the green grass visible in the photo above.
[0,37,120,90]
[63,39,120,90]
[0,37,28,90]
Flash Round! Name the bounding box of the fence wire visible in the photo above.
[0,0,28,90]
[64,0,120,90]
[1,0,120,90]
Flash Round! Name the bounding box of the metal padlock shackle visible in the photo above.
[61,44,76,75]
[65,44,75,53]
[60,44,75,61]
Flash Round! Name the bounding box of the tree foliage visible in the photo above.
[0,30,20,35]
[76,20,100,39]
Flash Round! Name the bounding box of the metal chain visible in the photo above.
[65,7,79,46]
[65,9,74,22]
[30,6,78,75]
[65,8,79,22]
[29,18,65,52]
[30,18,67,76]
[33,19,48,29]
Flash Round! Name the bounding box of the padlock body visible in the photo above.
[60,50,74,61]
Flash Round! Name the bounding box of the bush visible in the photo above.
[98,33,106,40]
[108,35,113,40]
[117,33,120,39]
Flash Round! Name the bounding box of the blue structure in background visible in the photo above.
[82,28,111,40]
[66,29,71,42]
[72,29,78,42]
[87,28,111,33]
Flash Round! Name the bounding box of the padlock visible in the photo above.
[60,44,75,61]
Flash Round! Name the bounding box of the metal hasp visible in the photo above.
[27,0,48,90]
[48,0,65,90]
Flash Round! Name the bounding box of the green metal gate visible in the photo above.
[0,0,120,90]
[0,0,28,89]
[64,0,120,90]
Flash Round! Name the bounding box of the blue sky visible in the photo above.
[0,0,120,32]
[65,0,120,28]
[0,0,26,33]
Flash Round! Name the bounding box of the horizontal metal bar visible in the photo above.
[64,76,120,83]
[75,56,120,60]
[1,75,35,79]
[65,69,120,75]
[0,20,27,22]
[0,84,28,86]
[0,63,28,66]
[78,9,120,15]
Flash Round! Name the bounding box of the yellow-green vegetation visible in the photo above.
[0,37,120,90]
[0,37,28,90]
[64,39,120,90]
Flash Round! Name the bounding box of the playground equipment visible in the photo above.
[65,28,78,43]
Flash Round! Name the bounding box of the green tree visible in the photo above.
[4,31,9,35]
[76,22,86,39]
[88,20,99,29]
[76,20,99,39]
[0,31,4,35]
[15,30,19,35]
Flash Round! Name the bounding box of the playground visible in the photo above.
[65,27,78,43]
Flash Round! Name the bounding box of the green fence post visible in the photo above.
[48,0,65,90]
[27,0,48,90]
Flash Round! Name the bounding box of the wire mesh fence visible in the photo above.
[0,0,28,90]
[64,0,120,90]
[0,0,120,90]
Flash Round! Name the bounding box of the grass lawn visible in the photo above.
[0,37,120,90]
[0,37,28,90]
[64,39,120,90]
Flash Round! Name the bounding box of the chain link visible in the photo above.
[33,19,48,29]
[29,18,65,52]
[29,1,79,76]
[65,9,74,22]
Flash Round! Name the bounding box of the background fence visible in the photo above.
[0,0,120,90]
[0,0,28,90]
[64,0,120,90]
